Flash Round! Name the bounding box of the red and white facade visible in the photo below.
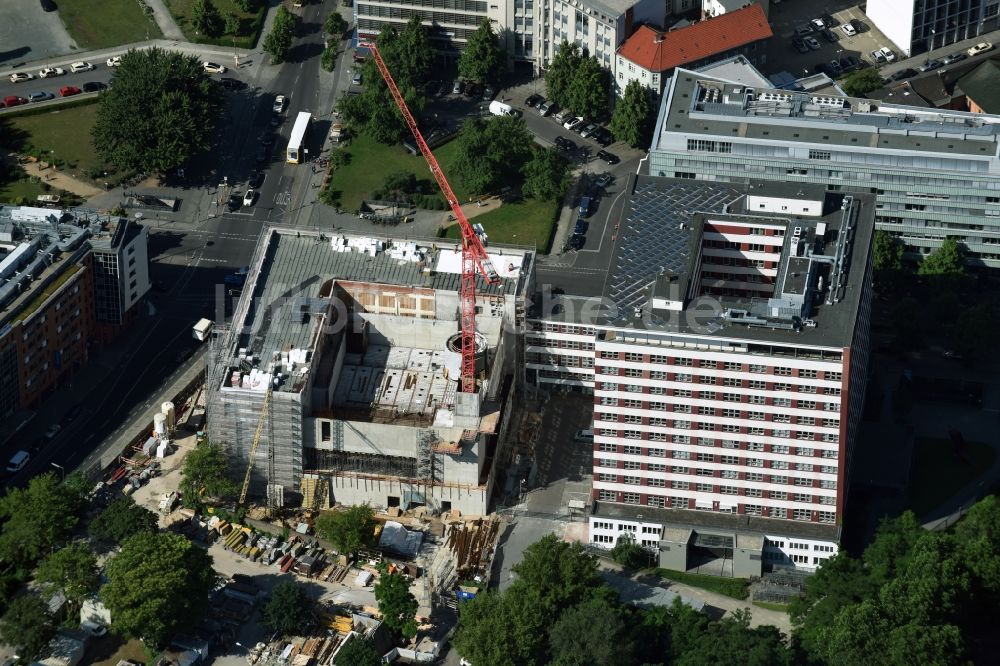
[525,191,874,571]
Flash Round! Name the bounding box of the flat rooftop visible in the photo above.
[594,501,842,542]
[228,229,532,394]
[333,345,458,416]
[654,68,1000,158]
[590,177,874,348]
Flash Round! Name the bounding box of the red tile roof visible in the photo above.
[618,3,773,73]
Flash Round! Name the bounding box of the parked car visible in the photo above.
[59,86,81,97]
[44,424,62,439]
[805,37,821,51]
[568,234,585,250]
[941,51,967,65]
[794,25,814,38]
[481,85,495,101]
[828,59,843,76]
[792,37,810,54]
[220,77,246,90]
[249,171,264,189]
[968,42,993,56]
[38,67,65,78]
[273,95,286,113]
[69,61,94,73]
[5,451,29,473]
[597,150,620,165]
[451,79,464,94]
[9,72,33,83]
[228,193,243,211]
[870,50,887,65]
[554,136,576,151]
[574,428,595,442]
[580,123,598,139]
[351,70,362,86]
[594,172,613,188]
[810,18,826,31]
[578,196,592,217]
[918,59,943,72]
[850,19,867,33]
[820,28,838,43]
[203,61,227,74]
[538,100,555,116]
[840,54,862,71]
[563,116,584,131]
[574,219,588,235]
[525,93,542,107]
[438,80,452,96]
[841,23,857,37]
[243,189,256,206]
[82,81,106,93]
[879,47,896,62]
[889,67,917,81]
[106,56,122,67]
[27,91,53,103]
[2,96,27,107]
[593,127,613,146]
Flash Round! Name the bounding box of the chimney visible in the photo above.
[654,33,664,44]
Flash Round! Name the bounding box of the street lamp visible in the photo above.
[50,462,65,481]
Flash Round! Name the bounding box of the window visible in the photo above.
[625,430,642,439]
[599,473,618,482]
[749,380,766,389]
[625,352,644,362]
[599,490,617,501]
[623,493,641,504]
[675,357,693,366]
[648,478,666,487]
[749,395,766,405]
[720,485,738,495]
[647,495,665,507]
[774,367,792,376]
[623,445,643,455]
[687,139,732,153]
[724,362,742,371]
[825,371,842,381]
[625,368,643,378]
[648,463,667,472]
[793,509,812,521]
[599,442,617,452]
[674,404,691,414]
[649,448,667,458]
[696,482,714,492]
[723,392,741,402]
[624,415,642,424]
[623,399,643,408]
[623,460,641,470]
[672,480,689,490]
[750,364,767,373]
[623,476,641,485]
[676,373,693,383]
[674,450,691,460]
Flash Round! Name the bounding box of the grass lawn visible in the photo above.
[0,174,46,205]
[443,196,559,251]
[653,568,750,600]
[325,134,467,212]
[3,102,117,183]
[164,0,268,49]
[56,0,162,49]
[752,600,791,612]
[907,437,996,517]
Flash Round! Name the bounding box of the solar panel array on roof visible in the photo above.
[603,181,741,324]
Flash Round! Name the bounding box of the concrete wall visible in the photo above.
[865,0,915,56]
[330,475,488,515]
[733,546,763,578]
[658,540,688,571]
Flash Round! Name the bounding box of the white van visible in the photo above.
[6,450,29,473]
[573,429,594,443]
[489,100,514,117]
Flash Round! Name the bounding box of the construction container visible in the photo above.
[161,401,176,428]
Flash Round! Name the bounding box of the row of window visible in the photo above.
[597,441,840,459]
[598,409,840,424]
[597,426,840,443]
[596,354,841,381]
[596,490,837,522]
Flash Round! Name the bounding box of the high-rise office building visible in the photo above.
[867,0,1000,56]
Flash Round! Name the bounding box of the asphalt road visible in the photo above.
[2,2,342,486]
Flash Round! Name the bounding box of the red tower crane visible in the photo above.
[362,42,500,394]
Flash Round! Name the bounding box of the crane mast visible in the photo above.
[362,42,500,394]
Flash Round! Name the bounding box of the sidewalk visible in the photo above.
[144,0,186,42]
[16,158,103,198]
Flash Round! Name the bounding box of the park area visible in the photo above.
[55,0,162,49]
[164,0,268,48]
[325,134,559,250]
[907,436,996,517]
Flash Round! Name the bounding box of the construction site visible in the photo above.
[205,230,534,516]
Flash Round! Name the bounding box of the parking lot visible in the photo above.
[763,2,899,78]
[0,1,77,66]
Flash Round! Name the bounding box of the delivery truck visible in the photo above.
[193,318,213,342]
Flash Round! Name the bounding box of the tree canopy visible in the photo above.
[546,41,584,109]
[316,504,376,556]
[263,6,298,64]
[0,595,55,662]
[179,442,238,507]
[324,11,347,37]
[791,497,1000,665]
[191,0,223,38]
[261,580,313,635]
[35,543,99,607]
[611,80,654,148]
[0,472,86,569]
[333,635,382,666]
[459,19,506,84]
[917,238,965,277]
[566,55,609,118]
[454,535,792,666]
[453,115,534,194]
[374,567,418,637]
[101,531,215,648]
[92,48,224,175]
[521,148,569,201]
[88,496,159,545]
[841,68,884,96]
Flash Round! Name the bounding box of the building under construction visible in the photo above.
[206,228,533,515]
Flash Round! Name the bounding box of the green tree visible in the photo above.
[383,16,433,87]
[0,595,55,661]
[179,442,238,507]
[225,12,241,39]
[566,55,608,118]
[521,148,569,201]
[101,531,215,648]
[454,115,534,194]
[376,171,418,202]
[873,229,904,272]
[261,580,313,635]
[841,68,885,96]
[611,80,654,148]
[550,598,635,666]
[679,609,791,666]
[509,534,603,615]
[191,0,223,37]
[324,11,348,37]
[233,0,257,11]
[546,41,583,108]
[321,46,337,72]
[263,6,297,64]
[0,472,85,569]
[35,543,98,607]
[453,591,544,666]
[88,496,159,545]
[608,533,651,570]
[334,635,382,666]
[949,302,998,361]
[459,19,505,84]
[374,568,418,637]
[918,238,965,276]
[93,48,223,175]
[315,505,376,556]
